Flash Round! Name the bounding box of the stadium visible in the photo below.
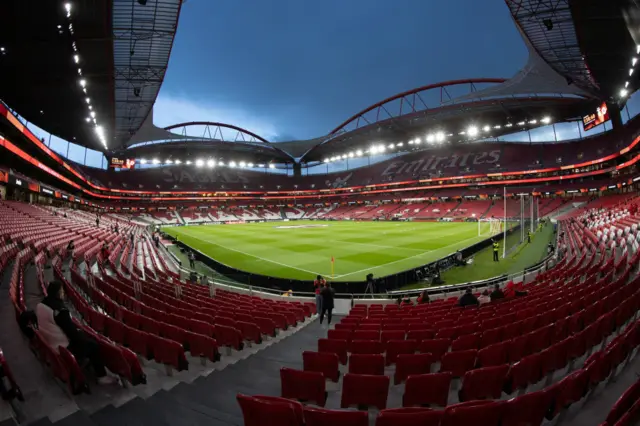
[1,0,640,425]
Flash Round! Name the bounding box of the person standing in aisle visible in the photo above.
[319,282,335,325]
[492,239,500,262]
[313,275,326,315]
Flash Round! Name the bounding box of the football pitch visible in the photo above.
[163,220,494,282]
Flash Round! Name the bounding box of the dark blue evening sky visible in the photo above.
[154,0,528,141]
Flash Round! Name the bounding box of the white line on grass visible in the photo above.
[177,233,324,277]
[332,234,484,279]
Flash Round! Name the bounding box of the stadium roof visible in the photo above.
[0,0,181,152]
[507,0,640,102]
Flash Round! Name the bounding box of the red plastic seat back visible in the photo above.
[237,394,301,426]
[501,389,554,426]
[403,372,452,407]
[341,373,390,410]
[375,407,442,426]
[303,351,340,382]
[348,339,384,355]
[418,338,451,361]
[280,367,326,407]
[348,354,385,376]
[303,407,368,426]
[394,353,433,385]
[386,339,418,365]
[442,400,504,426]
[440,350,477,377]
[318,338,347,364]
[459,364,509,401]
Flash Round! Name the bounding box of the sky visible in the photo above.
[154,0,529,142]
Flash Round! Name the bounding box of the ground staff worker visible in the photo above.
[493,239,499,262]
[527,230,532,243]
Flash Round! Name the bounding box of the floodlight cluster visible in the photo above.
[138,158,276,170]
[620,46,640,99]
[63,3,107,148]
[322,116,552,164]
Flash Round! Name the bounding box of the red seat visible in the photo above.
[352,330,380,341]
[348,354,385,375]
[440,350,477,377]
[381,330,405,343]
[477,341,508,367]
[58,346,89,395]
[528,325,552,353]
[335,323,356,331]
[348,339,385,355]
[479,327,502,348]
[104,315,126,344]
[459,365,509,401]
[341,373,390,410]
[318,338,347,364]
[303,351,340,382]
[328,329,352,342]
[605,379,640,425]
[149,334,188,371]
[539,339,569,376]
[185,331,220,362]
[375,407,442,426]
[254,316,277,337]
[394,353,433,385]
[303,406,368,426]
[386,339,418,365]
[403,372,452,407]
[125,327,150,359]
[501,388,555,426]
[548,370,588,417]
[441,400,504,426]
[507,334,531,362]
[584,351,612,387]
[452,333,480,351]
[237,321,262,344]
[418,339,451,361]
[212,323,243,351]
[407,329,434,341]
[360,324,381,331]
[237,394,303,426]
[280,368,326,407]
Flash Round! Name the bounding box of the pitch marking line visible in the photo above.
[179,232,324,276]
[332,234,484,279]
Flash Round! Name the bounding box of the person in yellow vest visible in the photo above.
[282,289,293,297]
[492,239,499,262]
[527,230,532,243]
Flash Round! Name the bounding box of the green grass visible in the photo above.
[163,220,497,282]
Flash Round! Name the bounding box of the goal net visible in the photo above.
[478,218,504,237]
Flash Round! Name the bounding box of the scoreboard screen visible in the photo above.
[108,157,136,169]
[582,102,609,131]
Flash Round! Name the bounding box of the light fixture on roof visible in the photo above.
[348,152,354,158]
[397,142,403,147]
[630,69,634,76]
[269,163,275,169]
[0,47,5,52]
[324,158,330,163]
[77,68,82,75]
[64,3,72,16]
[239,161,247,168]
[85,117,90,122]
[85,97,90,104]
[408,140,414,145]
[229,161,237,168]
[165,159,173,165]
[341,154,347,159]
[620,88,629,98]
[541,116,551,124]
[370,146,378,154]
[467,126,479,137]
[435,131,445,143]
[379,145,386,152]
[505,123,513,128]
[356,149,363,156]
[186,160,192,165]
[482,125,490,132]
[248,162,254,168]
[207,159,215,168]
[494,125,501,129]
[175,160,182,165]
[426,134,435,144]
[518,121,526,126]
[88,105,92,110]
[633,58,638,67]
[388,143,395,149]
[140,159,147,164]
[218,161,224,166]
[637,45,640,54]
[73,54,79,64]
[152,158,160,164]
[79,79,86,87]
[415,138,421,144]
[625,81,630,88]
[258,164,265,168]
[195,159,204,167]
[90,111,96,118]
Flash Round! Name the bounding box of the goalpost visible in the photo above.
[478,218,505,237]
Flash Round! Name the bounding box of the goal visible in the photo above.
[478,218,504,237]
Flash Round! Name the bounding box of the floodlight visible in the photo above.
[195,159,204,167]
[165,160,173,165]
[518,121,526,126]
[229,161,237,168]
[269,163,275,169]
[408,140,414,145]
[356,150,363,156]
[467,126,479,137]
[630,68,634,76]
[90,111,96,118]
[258,164,265,168]
[239,161,246,168]
[426,134,435,143]
[248,163,254,168]
[74,55,79,64]
[379,145,386,152]
[435,132,445,142]
[397,142,403,147]
[637,45,640,54]
[633,57,638,67]
[341,154,347,159]
[140,159,147,164]
[85,117,90,122]
[175,160,182,165]
[207,159,215,167]
[152,158,160,164]
[219,161,225,166]
[79,79,86,87]
[529,119,537,124]
[370,146,378,154]
[415,138,421,144]
[494,125,501,129]
[324,158,330,163]
[388,143,395,149]
[85,97,90,104]
[348,152,354,158]
[541,116,551,124]
[482,125,490,132]
[626,81,630,88]
[505,123,513,127]
[186,160,192,165]
[620,88,629,97]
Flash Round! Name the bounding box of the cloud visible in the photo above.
[152,94,282,142]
